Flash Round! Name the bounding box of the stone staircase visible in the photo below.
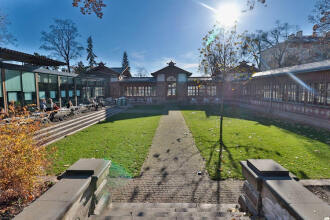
[91,202,249,220]
[35,106,124,145]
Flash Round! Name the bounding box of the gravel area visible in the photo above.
[305,185,330,205]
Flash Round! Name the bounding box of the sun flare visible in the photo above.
[215,3,240,27]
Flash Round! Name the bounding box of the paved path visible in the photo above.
[109,111,243,204]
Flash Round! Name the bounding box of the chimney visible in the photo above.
[296,31,303,38]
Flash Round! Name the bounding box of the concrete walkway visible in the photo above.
[109,110,243,204]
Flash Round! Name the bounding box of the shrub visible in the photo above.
[0,112,52,204]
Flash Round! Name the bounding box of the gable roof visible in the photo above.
[87,63,120,76]
[151,61,192,77]
[87,63,131,78]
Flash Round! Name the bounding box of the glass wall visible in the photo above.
[75,77,83,104]
[22,72,36,105]
[38,73,59,105]
[5,69,37,107]
[5,69,22,105]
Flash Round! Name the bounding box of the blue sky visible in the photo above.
[2,0,316,75]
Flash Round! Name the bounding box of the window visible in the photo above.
[76,90,81,97]
[211,86,216,96]
[199,85,206,96]
[22,72,35,92]
[5,69,21,91]
[288,84,297,102]
[316,82,326,104]
[307,83,314,103]
[39,73,49,84]
[298,85,305,102]
[263,84,271,100]
[24,92,33,101]
[167,83,176,96]
[50,91,56,99]
[61,90,66,98]
[69,90,73,97]
[39,91,46,99]
[8,92,18,102]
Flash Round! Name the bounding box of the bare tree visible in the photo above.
[241,30,268,69]
[135,67,148,77]
[260,21,297,69]
[199,25,241,162]
[0,10,16,46]
[309,0,329,35]
[40,19,83,72]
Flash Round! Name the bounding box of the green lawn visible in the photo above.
[181,105,330,180]
[48,106,163,176]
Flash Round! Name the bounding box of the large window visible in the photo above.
[38,73,59,104]
[5,69,23,106]
[316,82,326,104]
[167,83,176,96]
[125,86,156,97]
[188,85,216,96]
[22,72,36,105]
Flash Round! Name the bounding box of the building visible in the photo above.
[260,31,330,71]
[0,47,110,112]
[1,47,329,126]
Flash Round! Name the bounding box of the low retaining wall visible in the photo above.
[15,159,111,220]
[239,159,330,219]
[227,100,330,131]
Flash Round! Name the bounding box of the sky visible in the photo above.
[1,0,317,76]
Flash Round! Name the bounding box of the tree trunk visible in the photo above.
[67,63,71,73]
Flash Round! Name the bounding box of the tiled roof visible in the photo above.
[252,60,330,78]
[110,67,124,74]
[151,61,192,76]
[87,63,119,75]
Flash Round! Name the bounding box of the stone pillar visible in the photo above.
[239,159,330,219]
[15,159,111,220]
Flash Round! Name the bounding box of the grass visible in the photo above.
[48,106,163,176]
[181,105,330,180]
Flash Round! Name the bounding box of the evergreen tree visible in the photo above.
[122,51,129,69]
[74,61,87,74]
[86,36,97,68]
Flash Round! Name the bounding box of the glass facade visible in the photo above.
[38,73,59,105]
[4,69,37,106]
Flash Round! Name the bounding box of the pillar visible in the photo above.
[1,68,8,113]
[58,75,61,108]
[35,73,40,109]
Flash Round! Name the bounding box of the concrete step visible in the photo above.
[35,108,109,135]
[37,107,123,145]
[35,109,109,138]
[91,203,249,220]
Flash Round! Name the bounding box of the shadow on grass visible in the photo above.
[108,104,329,146]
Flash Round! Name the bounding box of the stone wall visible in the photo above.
[239,159,330,219]
[15,159,111,220]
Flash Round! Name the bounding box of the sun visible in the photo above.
[215,3,240,27]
